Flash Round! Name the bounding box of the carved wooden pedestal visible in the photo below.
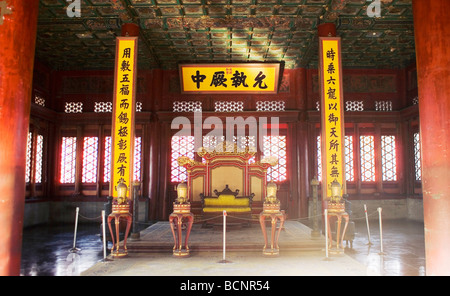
[326,202,349,255]
[259,203,286,256]
[169,203,194,257]
[108,204,132,258]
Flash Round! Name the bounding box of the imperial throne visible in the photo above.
[177,141,277,227]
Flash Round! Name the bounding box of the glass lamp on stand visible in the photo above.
[260,180,286,256]
[325,179,349,255]
[108,181,133,257]
[169,181,194,257]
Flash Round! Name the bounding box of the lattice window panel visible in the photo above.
[236,135,256,164]
[35,135,44,184]
[317,135,322,182]
[25,132,32,183]
[344,136,354,182]
[104,136,112,182]
[375,100,393,111]
[414,132,422,181]
[94,102,112,113]
[60,137,77,183]
[64,102,83,113]
[345,101,364,111]
[202,135,225,151]
[235,135,256,152]
[136,102,143,112]
[202,135,255,150]
[316,101,320,111]
[171,136,195,182]
[360,135,376,182]
[173,101,202,112]
[134,137,142,182]
[34,95,45,107]
[202,135,256,163]
[381,135,397,181]
[256,101,285,111]
[263,136,287,182]
[82,137,99,183]
[215,101,244,112]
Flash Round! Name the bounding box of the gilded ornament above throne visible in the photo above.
[197,140,257,159]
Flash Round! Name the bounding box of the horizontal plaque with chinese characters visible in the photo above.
[110,37,137,197]
[319,37,346,199]
[179,63,280,94]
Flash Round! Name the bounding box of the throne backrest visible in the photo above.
[177,142,276,202]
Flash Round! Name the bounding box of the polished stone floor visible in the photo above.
[20,223,106,276]
[20,218,426,276]
[346,218,426,276]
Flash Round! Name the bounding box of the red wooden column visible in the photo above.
[317,22,336,39]
[413,0,450,276]
[0,0,39,275]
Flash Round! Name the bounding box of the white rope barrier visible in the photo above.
[222,209,379,223]
[74,204,381,233]
[78,212,102,221]
[74,205,380,226]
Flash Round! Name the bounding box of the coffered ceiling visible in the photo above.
[36,0,416,71]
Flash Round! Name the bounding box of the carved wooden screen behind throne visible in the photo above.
[177,142,277,216]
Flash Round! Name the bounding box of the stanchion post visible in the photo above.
[223,210,226,261]
[223,210,226,262]
[311,177,321,237]
[364,204,373,245]
[102,210,107,260]
[378,207,385,255]
[69,207,80,253]
[131,182,140,240]
[324,209,329,259]
[219,210,230,263]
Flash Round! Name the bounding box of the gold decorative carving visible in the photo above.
[327,201,346,213]
[163,16,313,30]
[260,155,279,167]
[173,203,191,214]
[197,141,256,159]
[177,155,198,167]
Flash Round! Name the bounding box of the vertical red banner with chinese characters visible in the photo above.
[110,37,138,197]
[319,37,346,200]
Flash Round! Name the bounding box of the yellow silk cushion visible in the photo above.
[203,207,251,213]
[203,194,249,207]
